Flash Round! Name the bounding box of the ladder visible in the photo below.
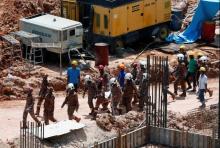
[26,47,43,66]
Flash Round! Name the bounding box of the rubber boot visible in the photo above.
[73,116,81,122]
[186,86,192,90]
[179,92,186,97]
[89,108,94,115]
[174,90,178,95]
[209,89,213,97]
[35,106,40,116]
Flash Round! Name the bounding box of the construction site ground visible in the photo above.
[0,46,219,147]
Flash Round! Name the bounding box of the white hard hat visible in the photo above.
[109,77,117,85]
[177,53,184,61]
[125,73,133,80]
[67,83,75,90]
[84,75,92,83]
[139,60,147,67]
[142,73,149,80]
[199,56,208,63]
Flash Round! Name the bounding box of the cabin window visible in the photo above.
[104,15,108,29]
[70,29,75,36]
[96,13,100,27]
[63,30,67,41]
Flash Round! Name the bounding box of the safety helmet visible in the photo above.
[199,67,206,72]
[119,63,125,70]
[125,73,133,80]
[142,73,149,80]
[199,56,208,63]
[84,75,92,83]
[188,51,195,56]
[179,45,186,51]
[71,60,78,65]
[177,53,184,61]
[197,52,204,57]
[98,65,104,70]
[139,60,147,69]
[132,62,138,68]
[109,77,117,86]
[67,83,75,90]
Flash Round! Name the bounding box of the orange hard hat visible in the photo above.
[119,64,125,69]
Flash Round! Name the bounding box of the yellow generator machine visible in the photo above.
[62,0,171,52]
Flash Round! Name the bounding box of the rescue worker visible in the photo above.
[173,54,187,97]
[23,88,41,128]
[35,74,49,116]
[198,67,208,108]
[61,83,81,122]
[138,73,149,111]
[198,56,213,97]
[117,63,126,90]
[179,45,188,66]
[196,52,204,84]
[43,87,57,125]
[98,65,109,91]
[122,73,138,112]
[185,51,197,92]
[94,78,110,113]
[83,75,97,115]
[67,60,80,92]
[109,77,122,115]
[131,62,139,82]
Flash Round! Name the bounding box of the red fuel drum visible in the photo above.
[94,43,109,66]
[201,21,216,42]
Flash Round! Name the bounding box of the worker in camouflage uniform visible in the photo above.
[98,65,109,91]
[94,78,110,112]
[138,73,149,111]
[109,77,122,115]
[131,62,139,105]
[35,74,49,116]
[23,88,41,128]
[173,54,187,97]
[61,83,81,122]
[43,87,57,125]
[179,45,188,66]
[122,73,138,112]
[83,75,97,115]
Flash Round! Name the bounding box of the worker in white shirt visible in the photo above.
[198,67,208,108]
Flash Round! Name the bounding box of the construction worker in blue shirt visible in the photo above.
[67,60,80,92]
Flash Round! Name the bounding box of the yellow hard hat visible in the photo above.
[71,60,78,65]
[197,52,204,57]
[188,51,195,56]
[179,45,186,51]
[199,67,206,72]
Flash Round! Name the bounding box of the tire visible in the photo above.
[157,25,170,40]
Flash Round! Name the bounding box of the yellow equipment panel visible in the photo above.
[63,0,79,21]
[156,0,171,23]
[109,6,128,37]
[93,5,110,36]
[143,0,156,27]
[127,1,144,32]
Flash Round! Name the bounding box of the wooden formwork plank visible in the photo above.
[164,128,170,146]
[203,136,208,148]
[127,133,130,148]
[159,127,165,145]
[134,130,137,147]
[207,136,212,148]
[198,134,204,148]
[174,130,180,147]
[193,134,199,148]
[131,132,134,148]
[155,127,160,144]
[170,129,175,147]
[215,139,220,148]
[187,133,193,148]
[137,128,142,146]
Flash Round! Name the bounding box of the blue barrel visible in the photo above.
[171,9,183,31]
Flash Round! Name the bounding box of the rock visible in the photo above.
[50,77,66,91]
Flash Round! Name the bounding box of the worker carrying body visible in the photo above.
[122,73,138,112]
[198,67,208,108]
[197,56,213,97]
[173,54,187,97]
[67,60,80,92]
[61,83,81,122]
[83,75,97,115]
[117,63,126,90]
[94,77,110,113]
[138,73,149,111]
[23,88,41,128]
[43,87,57,125]
[98,65,109,91]
[109,77,122,115]
[35,74,49,116]
[185,51,197,92]
[179,45,188,66]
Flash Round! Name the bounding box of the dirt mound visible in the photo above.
[96,111,144,131]
[0,0,60,34]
